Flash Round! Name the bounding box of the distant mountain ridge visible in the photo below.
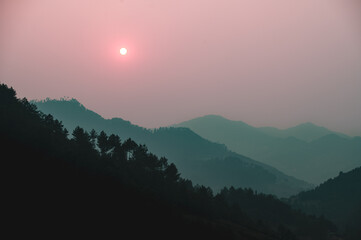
[258,122,350,142]
[173,115,361,184]
[175,114,350,142]
[33,99,312,197]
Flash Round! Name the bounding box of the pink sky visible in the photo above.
[1,0,360,135]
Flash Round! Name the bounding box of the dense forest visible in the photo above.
[0,83,346,239]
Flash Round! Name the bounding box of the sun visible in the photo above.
[120,48,128,56]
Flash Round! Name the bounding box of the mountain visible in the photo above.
[174,115,361,184]
[0,84,276,239]
[259,122,349,142]
[289,167,361,240]
[1,84,337,240]
[33,99,311,197]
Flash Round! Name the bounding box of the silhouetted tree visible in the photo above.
[97,130,109,156]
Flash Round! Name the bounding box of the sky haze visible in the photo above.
[1,0,360,136]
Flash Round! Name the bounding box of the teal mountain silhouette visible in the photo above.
[34,99,312,197]
[259,122,349,142]
[173,115,361,184]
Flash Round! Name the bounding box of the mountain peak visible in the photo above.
[295,122,322,129]
[299,122,316,126]
[197,114,228,121]
[33,97,81,104]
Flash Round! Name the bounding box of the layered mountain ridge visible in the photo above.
[174,115,361,184]
[34,99,311,197]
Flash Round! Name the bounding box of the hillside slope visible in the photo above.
[0,85,277,239]
[34,99,311,197]
[289,167,361,240]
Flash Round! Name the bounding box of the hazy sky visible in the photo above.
[1,0,360,135]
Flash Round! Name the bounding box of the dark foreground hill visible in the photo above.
[289,167,361,240]
[34,99,311,197]
[1,83,336,239]
[174,115,361,184]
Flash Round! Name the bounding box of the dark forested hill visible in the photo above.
[0,84,272,239]
[34,99,311,197]
[288,167,361,240]
[174,115,361,184]
[1,83,336,239]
